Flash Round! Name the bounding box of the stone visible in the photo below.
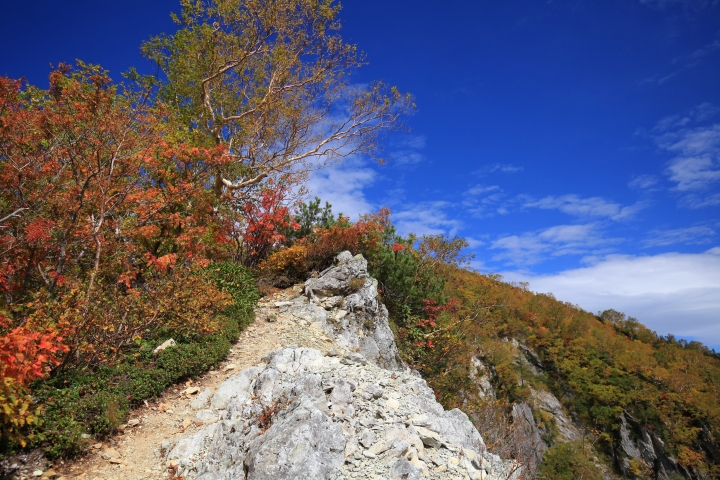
[416,426,443,448]
[386,398,400,410]
[184,386,200,395]
[390,458,424,480]
[127,419,140,427]
[224,363,237,371]
[194,409,218,425]
[153,339,176,355]
[243,396,345,480]
[101,448,119,460]
[189,388,213,410]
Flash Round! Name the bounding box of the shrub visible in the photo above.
[26,267,231,370]
[2,262,259,457]
[259,209,387,285]
[538,441,604,480]
[0,313,68,447]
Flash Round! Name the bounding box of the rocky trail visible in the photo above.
[30,253,518,480]
[43,285,330,480]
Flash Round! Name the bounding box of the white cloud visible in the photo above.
[628,174,659,190]
[392,201,462,237]
[648,108,720,193]
[667,155,720,191]
[393,152,425,165]
[392,135,426,149]
[466,184,501,196]
[490,224,616,266]
[390,134,426,165]
[681,192,720,208]
[474,163,524,175]
[644,226,716,247]
[523,194,645,220]
[501,249,720,348]
[305,157,376,220]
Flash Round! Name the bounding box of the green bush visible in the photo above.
[366,227,447,322]
[538,441,604,480]
[203,262,261,330]
[18,263,259,458]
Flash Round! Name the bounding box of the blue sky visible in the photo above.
[2,0,719,347]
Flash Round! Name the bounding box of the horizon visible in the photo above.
[1,0,719,349]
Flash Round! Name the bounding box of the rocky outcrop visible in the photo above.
[617,411,694,480]
[166,346,519,479]
[304,251,402,370]
[165,253,520,479]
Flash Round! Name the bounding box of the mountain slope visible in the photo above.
[411,267,720,479]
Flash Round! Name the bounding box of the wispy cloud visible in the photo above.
[644,226,716,247]
[473,163,524,175]
[490,223,617,266]
[681,192,720,208]
[392,201,463,237]
[523,194,646,220]
[639,106,720,202]
[462,184,512,218]
[389,134,427,166]
[628,174,660,190]
[306,157,376,220]
[640,37,720,85]
[466,184,501,196]
[501,248,720,348]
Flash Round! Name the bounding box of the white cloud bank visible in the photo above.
[501,248,720,348]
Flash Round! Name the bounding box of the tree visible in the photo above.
[139,0,414,198]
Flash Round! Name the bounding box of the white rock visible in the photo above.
[154,338,176,354]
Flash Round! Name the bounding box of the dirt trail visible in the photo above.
[51,285,335,480]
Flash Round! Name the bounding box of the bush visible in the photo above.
[259,210,386,285]
[538,441,604,480]
[2,262,259,458]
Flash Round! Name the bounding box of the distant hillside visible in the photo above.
[412,267,720,479]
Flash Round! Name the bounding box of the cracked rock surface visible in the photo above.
[166,346,519,480]
[167,253,520,480]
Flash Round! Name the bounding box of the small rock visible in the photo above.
[127,418,140,427]
[386,399,400,410]
[363,450,376,459]
[224,364,236,372]
[154,338,177,354]
[109,458,127,465]
[158,403,171,413]
[189,388,213,410]
[80,433,91,439]
[416,426,443,448]
[101,448,120,460]
[32,471,43,478]
[185,386,201,395]
[92,443,102,449]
